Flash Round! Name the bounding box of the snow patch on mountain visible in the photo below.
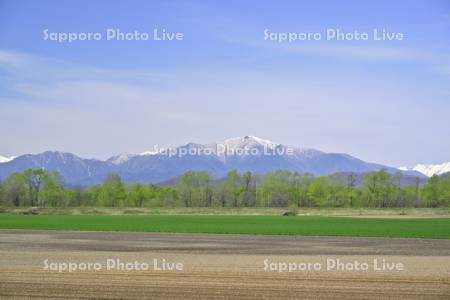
[108,153,136,165]
[139,150,159,156]
[0,156,16,163]
[108,150,159,165]
[399,162,450,177]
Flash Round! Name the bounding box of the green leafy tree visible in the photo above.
[241,171,256,207]
[225,170,242,207]
[23,169,48,206]
[307,176,332,207]
[0,172,27,206]
[39,172,65,207]
[98,174,126,207]
[364,170,392,207]
[127,184,149,207]
[423,175,441,207]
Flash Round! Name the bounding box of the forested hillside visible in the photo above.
[1,169,449,208]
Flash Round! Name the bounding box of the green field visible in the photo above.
[0,215,449,239]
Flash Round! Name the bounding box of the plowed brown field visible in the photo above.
[1,230,449,299]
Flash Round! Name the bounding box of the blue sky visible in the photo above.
[0,0,449,166]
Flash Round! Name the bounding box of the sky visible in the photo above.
[0,0,449,167]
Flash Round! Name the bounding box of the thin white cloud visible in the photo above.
[0,50,28,67]
[279,43,431,62]
[224,30,450,76]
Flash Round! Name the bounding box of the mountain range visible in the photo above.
[0,136,434,186]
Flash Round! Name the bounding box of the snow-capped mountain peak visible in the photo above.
[399,162,450,177]
[203,135,279,157]
[0,155,16,163]
[222,136,277,149]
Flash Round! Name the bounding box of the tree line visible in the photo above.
[0,169,449,208]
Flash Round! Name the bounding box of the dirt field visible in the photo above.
[0,230,449,299]
[2,207,449,217]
